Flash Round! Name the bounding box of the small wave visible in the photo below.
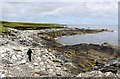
[114,31,117,32]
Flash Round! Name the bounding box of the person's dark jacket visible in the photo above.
[27,49,32,55]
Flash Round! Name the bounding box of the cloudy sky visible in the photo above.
[0,0,119,25]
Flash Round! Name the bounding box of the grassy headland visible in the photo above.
[0,21,64,30]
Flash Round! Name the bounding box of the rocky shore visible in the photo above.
[0,28,119,78]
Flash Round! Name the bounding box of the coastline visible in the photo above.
[55,31,118,46]
[0,27,120,77]
[37,27,120,75]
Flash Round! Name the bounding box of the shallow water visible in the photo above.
[56,25,118,46]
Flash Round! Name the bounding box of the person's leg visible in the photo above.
[28,55,30,61]
[29,54,31,62]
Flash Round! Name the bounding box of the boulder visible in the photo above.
[2,59,13,64]
[13,48,22,51]
[39,62,44,66]
[12,55,17,60]
[1,74,6,78]
[109,59,120,68]
[48,72,56,76]
[34,74,40,77]
[104,64,110,67]
[33,62,39,66]
[77,71,103,77]
[77,70,117,77]
[1,54,7,58]
[16,55,22,58]
[104,72,116,77]
[100,66,117,74]
[17,51,22,54]
[34,69,40,73]
[20,60,26,64]
[95,61,105,67]
[38,71,48,76]
[28,65,34,69]
[53,59,62,63]
[56,73,62,76]
[92,66,99,70]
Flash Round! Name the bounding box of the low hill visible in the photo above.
[0,21,64,30]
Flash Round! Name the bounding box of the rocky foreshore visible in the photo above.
[0,28,119,78]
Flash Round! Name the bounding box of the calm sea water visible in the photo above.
[56,25,118,46]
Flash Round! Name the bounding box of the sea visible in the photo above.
[56,25,119,46]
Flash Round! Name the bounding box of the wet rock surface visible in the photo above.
[0,28,119,78]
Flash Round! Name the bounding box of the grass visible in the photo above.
[0,21,64,30]
[0,25,9,34]
[82,52,88,54]
[84,67,90,70]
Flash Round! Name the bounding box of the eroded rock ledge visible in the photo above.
[37,28,112,40]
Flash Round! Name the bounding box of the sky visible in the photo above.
[0,0,119,25]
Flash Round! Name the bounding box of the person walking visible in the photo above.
[27,48,33,62]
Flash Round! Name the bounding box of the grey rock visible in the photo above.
[100,66,117,74]
[34,74,40,77]
[92,66,99,70]
[33,62,38,66]
[16,55,22,58]
[104,72,116,77]
[1,54,7,58]
[109,59,120,68]
[12,55,17,60]
[20,60,26,64]
[77,71,117,77]
[2,59,13,64]
[104,64,110,67]
[1,74,6,78]
[34,69,41,73]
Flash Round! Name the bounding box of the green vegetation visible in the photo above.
[82,52,88,54]
[84,67,90,70]
[0,21,64,30]
[91,64,96,67]
[0,25,9,34]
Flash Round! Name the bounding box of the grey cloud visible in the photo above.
[1,2,118,24]
[2,0,119,2]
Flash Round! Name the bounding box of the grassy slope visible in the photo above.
[0,21,64,30]
[0,25,9,34]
